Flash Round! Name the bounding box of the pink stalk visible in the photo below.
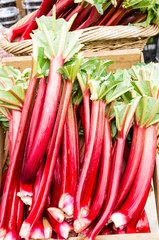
[23,77,46,160]
[0,74,39,236]
[2,131,9,169]
[19,0,57,41]
[21,55,64,190]
[47,0,74,18]
[80,100,105,216]
[71,4,92,31]
[111,125,157,230]
[74,116,111,232]
[115,123,145,210]
[20,77,46,197]
[17,199,24,234]
[20,80,74,239]
[4,12,37,42]
[74,100,106,220]
[74,100,99,220]
[74,104,80,177]
[48,155,64,223]
[65,3,84,22]
[59,99,77,216]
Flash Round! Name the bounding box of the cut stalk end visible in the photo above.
[58,193,74,216]
[110,212,128,230]
[74,218,90,233]
[0,229,6,239]
[54,222,73,239]
[42,217,52,239]
[19,222,31,239]
[47,207,64,223]
[4,230,17,240]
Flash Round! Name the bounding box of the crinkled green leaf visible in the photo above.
[106,70,133,103]
[31,16,83,63]
[136,96,159,127]
[58,54,83,82]
[114,97,140,138]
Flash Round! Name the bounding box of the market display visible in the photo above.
[0,11,158,240]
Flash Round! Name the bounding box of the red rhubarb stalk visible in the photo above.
[58,99,78,216]
[74,116,112,232]
[65,3,84,22]
[71,4,92,31]
[47,155,64,223]
[79,100,105,217]
[111,125,157,230]
[19,53,83,238]
[126,210,151,233]
[85,99,139,240]
[115,123,145,210]
[47,0,74,17]
[19,0,57,41]
[20,14,82,192]
[4,11,37,42]
[77,6,101,29]
[20,55,64,187]
[99,0,123,25]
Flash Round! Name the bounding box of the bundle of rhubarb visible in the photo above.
[0,13,159,240]
[5,0,159,42]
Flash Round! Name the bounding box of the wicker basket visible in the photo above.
[0,11,159,56]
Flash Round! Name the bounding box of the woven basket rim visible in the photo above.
[0,10,159,56]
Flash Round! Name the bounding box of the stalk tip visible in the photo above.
[19,222,30,239]
[110,212,128,230]
[58,193,74,216]
[74,218,90,233]
[47,207,64,223]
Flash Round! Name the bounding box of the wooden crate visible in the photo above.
[1,48,159,240]
[2,48,143,72]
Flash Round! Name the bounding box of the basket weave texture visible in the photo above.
[0,11,159,56]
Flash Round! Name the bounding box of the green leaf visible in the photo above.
[114,97,140,138]
[58,54,83,82]
[31,16,83,64]
[106,70,133,103]
[136,96,159,127]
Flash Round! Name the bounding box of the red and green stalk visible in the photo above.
[114,122,145,210]
[74,115,112,232]
[111,125,157,230]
